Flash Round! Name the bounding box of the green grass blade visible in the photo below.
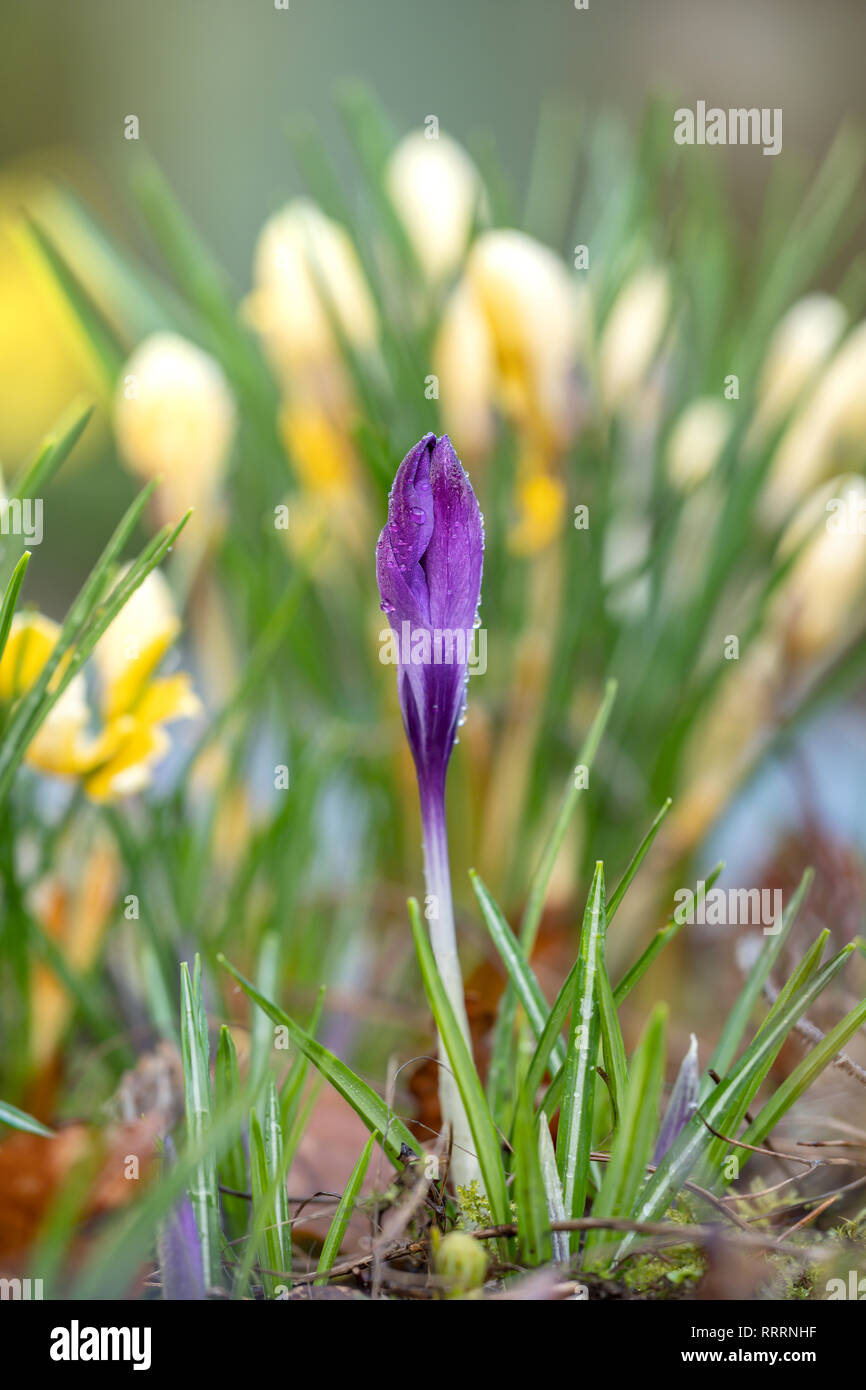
[0,1099,54,1138]
[26,218,126,388]
[520,681,617,955]
[249,1110,278,1298]
[487,680,616,1119]
[218,953,417,1167]
[706,868,813,1081]
[470,869,565,1073]
[180,959,221,1289]
[596,954,629,1128]
[264,1079,292,1285]
[616,943,856,1262]
[314,1134,375,1286]
[10,404,94,506]
[407,899,510,1230]
[0,552,31,664]
[556,862,606,1243]
[513,1049,551,1267]
[584,1002,667,1267]
[537,1112,569,1264]
[740,997,866,1155]
[606,797,672,920]
[613,862,725,1006]
[215,1026,248,1241]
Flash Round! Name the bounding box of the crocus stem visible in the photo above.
[419,778,482,1194]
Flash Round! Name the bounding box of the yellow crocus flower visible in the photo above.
[597,266,671,414]
[114,332,236,529]
[385,130,485,283]
[0,571,199,801]
[508,467,568,556]
[436,230,585,456]
[245,198,378,396]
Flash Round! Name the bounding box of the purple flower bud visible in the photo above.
[157,1136,206,1300]
[376,433,484,796]
[653,1033,699,1165]
[376,434,484,1191]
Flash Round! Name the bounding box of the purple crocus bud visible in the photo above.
[653,1033,699,1165]
[376,433,484,796]
[157,1137,206,1300]
[377,434,484,1192]
[158,1192,206,1301]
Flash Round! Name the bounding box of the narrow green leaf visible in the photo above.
[0,552,31,666]
[520,681,617,954]
[606,797,672,921]
[706,868,813,1081]
[471,869,565,1073]
[537,1112,569,1264]
[407,899,511,1232]
[314,1134,375,1285]
[264,1079,292,1285]
[26,218,126,388]
[0,1099,54,1138]
[215,1026,248,1240]
[10,404,93,506]
[249,1109,279,1298]
[180,960,221,1289]
[741,997,866,1154]
[556,862,606,1244]
[218,953,417,1167]
[596,954,629,1128]
[616,943,856,1262]
[584,1003,667,1267]
[513,1046,551,1267]
[613,862,725,1007]
[488,679,616,1119]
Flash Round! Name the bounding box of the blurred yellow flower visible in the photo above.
[114,332,236,527]
[245,198,378,396]
[435,229,585,457]
[665,397,730,492]
[761,321,866,527]
[432,279,496,459]
[279,401,355,497]
[0,572,199,801]
[385,130,484,283]
[597,266,671,414]
[770,473,866,663]
[508,468,567,556]
[750,293,847,447]
[670,639,778,853]
[0,171,105,469]
[29,838,120,1068]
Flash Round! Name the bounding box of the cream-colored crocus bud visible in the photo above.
[245,199,378,391]
[750,294,847,446]
[114,332,236,521]
[453,229,585,450]
[665,397,731,492]
[761,322,866,528]
[770,474,866,663]
[598,267,671,414]
[433,279,496,459]
[669,639,779,853]
[385,130,484,283]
